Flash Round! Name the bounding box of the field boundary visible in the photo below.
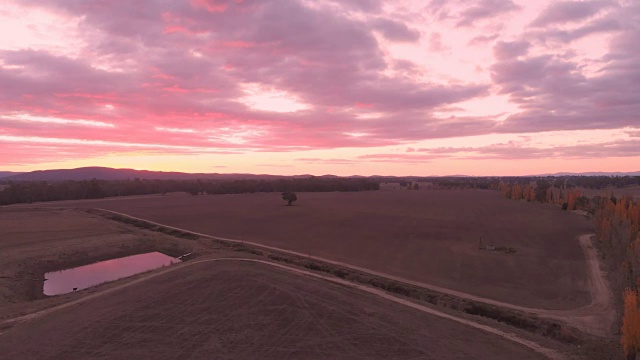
[0,257,565,360]
[87,207,604,343]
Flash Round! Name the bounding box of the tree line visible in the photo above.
[499,180,592,211]
[499,178,640,358]
[388,177,500,190]
[568,175,640,190]
[594,194,640,359]
[384,175,639,192]
[0,177,380,205]
[498,175,639,190]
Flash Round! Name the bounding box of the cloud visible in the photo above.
[357,153,441,162]
[429,32,448,52]
[425,0,520,27]
[255,164,294,168]
[0,134,238,166]
[468,33,499,46]
[530,1,614,27]
[0,143,95,165]
[371,18,421,42]
[328,0,383,13]
[531,17,622,43]
[190,0,232,13]
[455,0,520,27]
[1,0,639,169]
[493,40,530,60]
[414,138,640,160]
[1,0,490,158]
[491,7,640,134]
[295,157,356,164]
[391,59,424,77]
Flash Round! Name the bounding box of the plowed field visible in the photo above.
[0,261,546,360]
[49,189,593,309]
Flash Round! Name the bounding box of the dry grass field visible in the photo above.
[44,188,594,310]
[0,260,547,360]
[0,207,196,312]
[0,198,621,359]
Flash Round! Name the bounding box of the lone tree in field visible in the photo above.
[281,192,297,206]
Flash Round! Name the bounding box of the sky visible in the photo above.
[0,0,639,176]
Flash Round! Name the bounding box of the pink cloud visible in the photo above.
[413,139,640,160]
[355,102,374,108]
[370,17,421,42]
[163,25,191,34]
[468,33,499,46]
[189,0,229,13]
[295,158,356,164]
[429,32,447,52]
[530,1,614,27]
[427,0,521,28]
[493,40,530,60]
[221,41,256,48]
[358,153,441,162]
[0,0,638,172]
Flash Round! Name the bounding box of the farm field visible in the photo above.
[0,207,197,312]
[40,188,594,310]
[0,260,547,360]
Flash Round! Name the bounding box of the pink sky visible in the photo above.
[1,0,638,176]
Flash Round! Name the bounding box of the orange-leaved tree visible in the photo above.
[567,189,581,210]
[512,183,523,200]
[622,288,640,359]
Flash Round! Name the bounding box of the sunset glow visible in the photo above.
[1,0,638,175]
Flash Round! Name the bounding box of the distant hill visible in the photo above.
[2,167,284,181]
[0,171,24,179]
[5,167,639,181]
[534,171,640,177]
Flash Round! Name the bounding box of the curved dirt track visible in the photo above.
[1,257,562,360]
[539,235,615,336]
[97,209,615,336]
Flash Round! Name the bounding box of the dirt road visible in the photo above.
[543,234,615,336]
[96,209,614,337]
[1,258,559,360]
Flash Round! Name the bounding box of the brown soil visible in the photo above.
[91,209,616,338]
[36,189,593,309]
[0,205,621,359]
[0,207,197,312]
[0,260,549,360]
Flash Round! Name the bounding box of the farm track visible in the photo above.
[0,258,562,360]
[95,208,615,337]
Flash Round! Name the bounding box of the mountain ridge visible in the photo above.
[2,167,640,181]
[0,171,24,179]
[1,167,281,181]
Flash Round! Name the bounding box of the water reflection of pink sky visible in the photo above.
[44,252,179,296]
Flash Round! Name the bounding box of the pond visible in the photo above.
[44,252,181,296]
